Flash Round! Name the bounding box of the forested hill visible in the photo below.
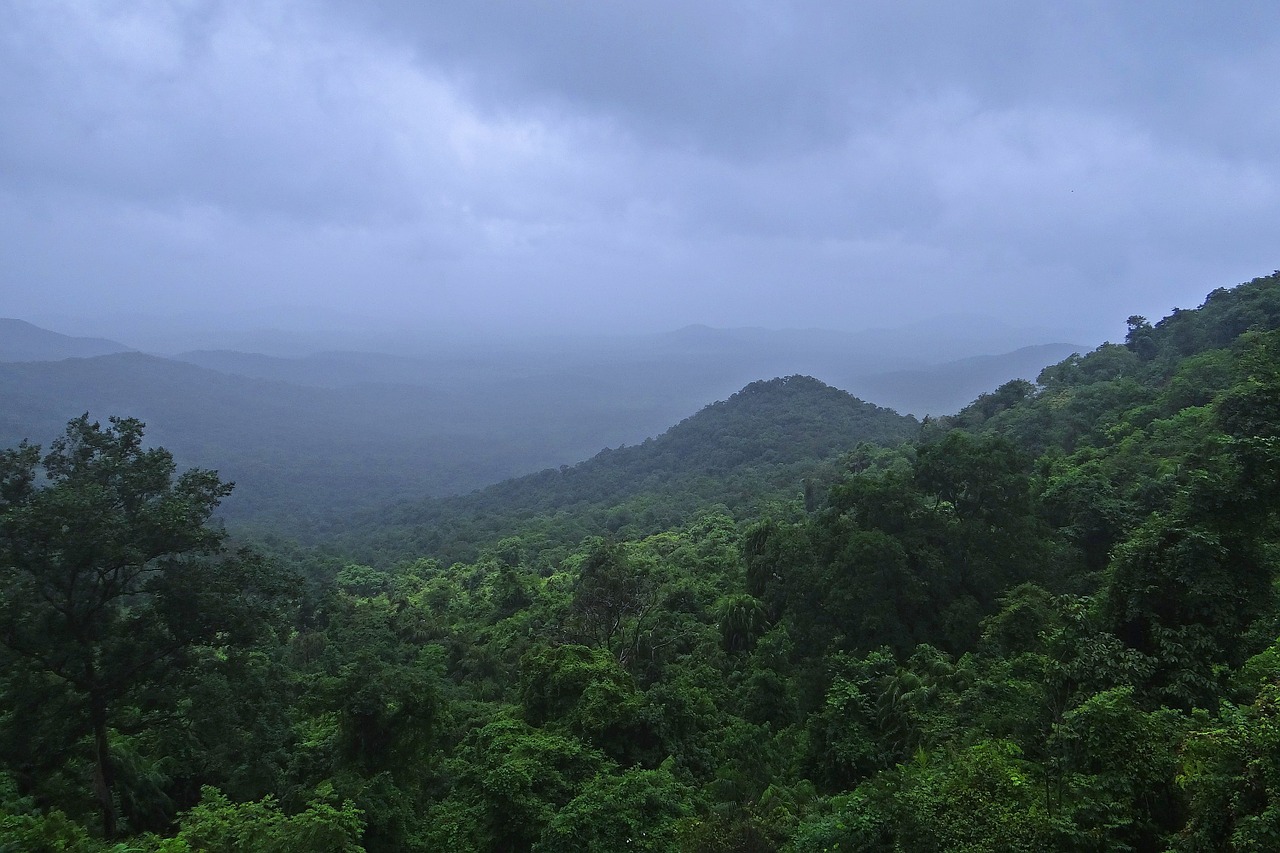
[6,273,1280,851]
[330,375,918,566]
[944,269,1280,454]
[0,352,527,522]
[0,329,1057,534]
[0,350,715,526]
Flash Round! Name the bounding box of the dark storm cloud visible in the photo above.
[1,1,1277,341]
[338,2,1280,160]
[0,3,427,220]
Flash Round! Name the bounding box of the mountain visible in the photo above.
[171,327,1086,423]
[0,318,132,361]
[0,352,640,527]
[1,317,1085,533]
[334,375,918,565]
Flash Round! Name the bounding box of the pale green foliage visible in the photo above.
[147,786,364,853]
[535,763,695,852]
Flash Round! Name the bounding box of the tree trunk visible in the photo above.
[90,691,117,840]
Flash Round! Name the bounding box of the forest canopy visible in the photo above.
[2,272,1280,850]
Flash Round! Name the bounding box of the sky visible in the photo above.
[1,1,1277,346]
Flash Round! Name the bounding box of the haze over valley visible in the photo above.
[4,1,1272,532]
[0,313,1083,530]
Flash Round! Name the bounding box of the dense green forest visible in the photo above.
[323,375,917,567]
[3,272,1280,850]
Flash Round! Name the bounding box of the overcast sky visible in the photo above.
[1,1,1277,344]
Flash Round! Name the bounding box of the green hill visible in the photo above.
[334,375,918,565]
[0,352,615,525]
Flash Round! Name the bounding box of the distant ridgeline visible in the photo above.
[333,375,918,566]
[0,318,132,361]
[0,315,1076,532]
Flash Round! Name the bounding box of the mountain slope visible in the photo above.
[335,375,918,565]
[0,318,132,361]
[6,348,922,534]
[948,270,1280,455]
[0,353,637,525]
[1,315,1086,535]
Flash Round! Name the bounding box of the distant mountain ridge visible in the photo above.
[335,375,919,565]
[0,318,133,361]
[1,317,1085,535]
[0,352,619,525]
[173,349,440,389]
[170,332,1083,416]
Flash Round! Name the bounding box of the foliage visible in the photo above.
[1177,683,1280,850]
[132,785,365,853]
[0,415,294,837]
[334,375,917,566]
[535,763,696,852]
[4,272,1280,849]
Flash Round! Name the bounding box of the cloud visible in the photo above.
[1,0,1277,341]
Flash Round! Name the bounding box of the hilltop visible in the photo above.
[334,375,918,565]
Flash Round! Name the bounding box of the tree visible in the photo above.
[423,716,606,852]
[568,539,659,667]
[1125,314,1157,360]
[716,593,768,653]
[535,763,695,852]
[155,785,365,853]
[0,415,290,838]
[519,644,660,766]
[1178,685,1280,849]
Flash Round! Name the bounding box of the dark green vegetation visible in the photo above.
[0,352,654,527]
[3,272,1280,850]
[334,376,917,566]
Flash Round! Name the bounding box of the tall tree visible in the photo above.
[0,415,289,838]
